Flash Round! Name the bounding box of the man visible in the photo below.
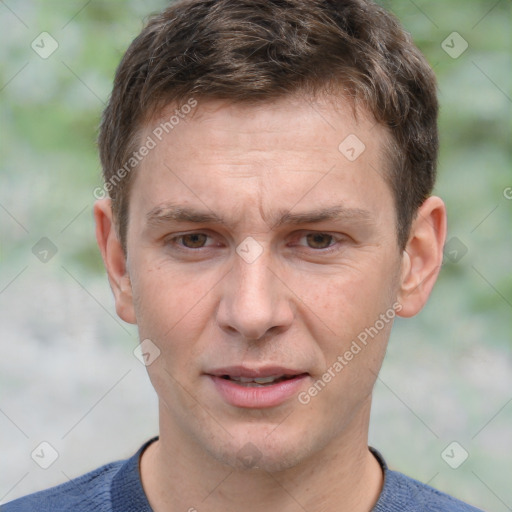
[3,0,485,510]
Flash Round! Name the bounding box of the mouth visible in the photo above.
[218,374,304,387]
[206,367,309,408]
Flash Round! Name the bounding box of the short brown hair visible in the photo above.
[98,0,438,253]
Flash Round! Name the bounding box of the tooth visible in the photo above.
[228,376,257,383]
[227,375,288,384]
[253,376,279,384]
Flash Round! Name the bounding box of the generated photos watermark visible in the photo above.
[298,301,403,405]
[93,98,197,200]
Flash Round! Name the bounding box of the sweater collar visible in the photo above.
[112,438,391,511]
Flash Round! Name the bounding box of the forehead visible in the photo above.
[131,95,393,228]
[146,94,384,156]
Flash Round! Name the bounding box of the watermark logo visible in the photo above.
[134,339,161,366]
[441,441,469,469]
[441,32,468,59]
[236,236,264,264]
[443,236,468,264]
[338,134,366,162]
[237,442,263,469]
[32,237,58,263]
[31,32,58,59]
[31,441,59,469]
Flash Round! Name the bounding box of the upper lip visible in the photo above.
[206,366,308,378]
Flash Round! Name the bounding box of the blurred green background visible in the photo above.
[0,1,510,510]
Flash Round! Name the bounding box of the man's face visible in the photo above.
[123,95,404,471]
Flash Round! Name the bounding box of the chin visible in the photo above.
[206,424,319,473]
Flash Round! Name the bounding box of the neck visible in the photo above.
[140,400,383,512]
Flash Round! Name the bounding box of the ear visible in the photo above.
[396,196,447,318]
[93,198,137,324]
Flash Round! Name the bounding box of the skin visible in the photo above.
[94,94,446,512]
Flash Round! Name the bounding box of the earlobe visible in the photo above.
[396,196,447,318]
[93,199,137,325]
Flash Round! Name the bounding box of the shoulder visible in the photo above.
[1,437,157,512]
[1,461,123,512]
[371,448,485,512]
[375,468,485,511]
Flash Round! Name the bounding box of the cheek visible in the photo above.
[290,260,396,342]
[131,259,214,345]
[131,263,214,403]
[294,266,396,426]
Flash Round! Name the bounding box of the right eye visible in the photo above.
[163,231,223,254]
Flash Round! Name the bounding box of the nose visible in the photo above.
[216,245,294,341]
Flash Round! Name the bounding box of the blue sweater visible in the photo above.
[2,438,484,511]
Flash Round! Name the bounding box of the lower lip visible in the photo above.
[208,375,308,409]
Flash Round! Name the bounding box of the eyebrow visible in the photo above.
[145,202,374,230]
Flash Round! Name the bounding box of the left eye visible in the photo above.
[300,232,336,249]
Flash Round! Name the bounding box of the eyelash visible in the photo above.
[165,231,346,254]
